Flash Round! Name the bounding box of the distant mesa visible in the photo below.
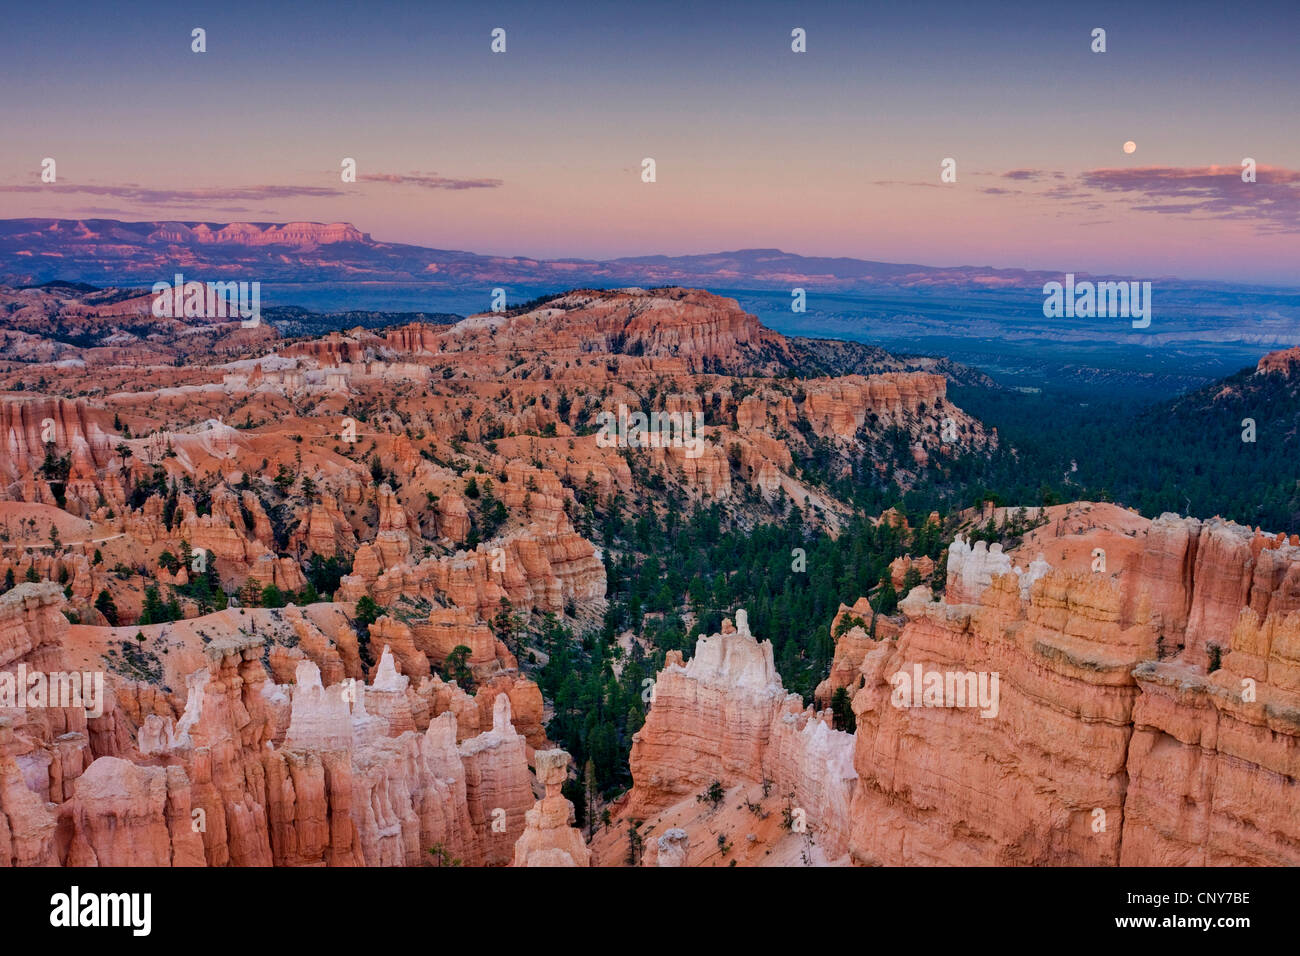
[0,217,1089,292]
[144,221,369,246]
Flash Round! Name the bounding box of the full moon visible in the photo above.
[1123,141,1137,154]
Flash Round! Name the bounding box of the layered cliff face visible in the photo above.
[1120,513,1300,670]
[846,573,1148,865]
[847,507,1300,865]
[0,397,118,505]
[625,611,787,816]
[340,524,606,619]
[617,610,857,863]
[606,504,1300,867]
[797,373,953,438]
[1121,607,1300,865]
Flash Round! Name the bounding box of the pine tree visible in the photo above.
[354,595,380,671]
[260,584,285,608]
[444,644,474,690]
[583,759,599,838]
[139,585,166,625]
[831,686,856,733]
[94,589,118,627]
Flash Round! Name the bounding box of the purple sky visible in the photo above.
[2,0,1298,283]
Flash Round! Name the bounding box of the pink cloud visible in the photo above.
[359,172,503,190]
[0,183,344,205]
[1080,165,1300,231]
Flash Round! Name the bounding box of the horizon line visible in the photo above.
[4,216,1299,292]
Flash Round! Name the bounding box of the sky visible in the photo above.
[2,0,1298,284]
